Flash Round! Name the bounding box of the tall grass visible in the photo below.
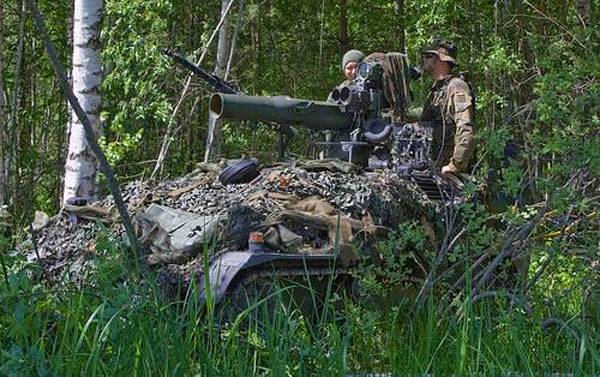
[1,239,598,376]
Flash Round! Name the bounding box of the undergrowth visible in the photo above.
[1,227,598,377]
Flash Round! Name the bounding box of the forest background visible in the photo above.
[0,0,597,221]
[0,0,599,375]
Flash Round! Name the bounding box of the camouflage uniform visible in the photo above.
[420,41,475,173]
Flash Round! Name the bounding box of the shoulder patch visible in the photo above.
[453,90,472,113]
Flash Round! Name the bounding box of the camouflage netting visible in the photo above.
[16,161,444,287]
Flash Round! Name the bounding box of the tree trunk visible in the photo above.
[60,0,74,207]
[62,0,103,205]
[394,0,405,52]
[225,0,245,81]
[0,0,5,206]
[26,0,140,258]
[338,0,350,54]
[575,0,593,26]
[204,0,232,162]
[214,0,231,79]
[7,0,25,210]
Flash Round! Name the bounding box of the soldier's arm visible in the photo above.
[447,79,475,173]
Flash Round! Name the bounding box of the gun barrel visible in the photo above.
[209,93,352,131]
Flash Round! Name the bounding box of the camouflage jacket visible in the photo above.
[420,74,475,173]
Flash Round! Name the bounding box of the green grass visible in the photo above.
[1,243,598,376]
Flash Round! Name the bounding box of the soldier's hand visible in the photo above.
[441,164,457,176]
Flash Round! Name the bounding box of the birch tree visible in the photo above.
[63,0,103,205]
[27,0,139,256]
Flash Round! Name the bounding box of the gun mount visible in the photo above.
[209,52,430,174]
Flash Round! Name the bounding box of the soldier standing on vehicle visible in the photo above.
[420,40,475,175]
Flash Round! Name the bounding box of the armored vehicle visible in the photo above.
[152,52,459,320]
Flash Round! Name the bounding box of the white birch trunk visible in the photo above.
[63,0,103,205]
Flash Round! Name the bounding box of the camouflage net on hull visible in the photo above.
[16,162,444,288]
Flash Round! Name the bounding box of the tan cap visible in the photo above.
[424,40,458,66]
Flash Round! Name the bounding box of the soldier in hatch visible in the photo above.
[341,49,364,82]
[420,40,475,176]
[327,49,365,103]
[321,49,365,158]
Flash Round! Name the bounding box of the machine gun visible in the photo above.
[162,48,239,94]
[163,48,293,158]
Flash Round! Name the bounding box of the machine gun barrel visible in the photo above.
[162,49,239,94]
[209,93,353,131]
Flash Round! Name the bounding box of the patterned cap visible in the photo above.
[424,39,458,66]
